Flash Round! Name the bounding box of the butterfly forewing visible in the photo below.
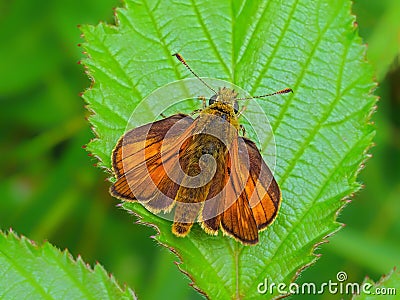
[111,114,194,206]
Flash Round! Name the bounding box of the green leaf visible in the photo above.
[81,0,376,298]
[352,268,399,300]
[0,230,136,299]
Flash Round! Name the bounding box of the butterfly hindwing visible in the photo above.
[201,136,281,244]
[219,137,259,244]
[242,138,280,230]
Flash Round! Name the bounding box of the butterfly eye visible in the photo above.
[209,94,218,106]
[233,101,239,114]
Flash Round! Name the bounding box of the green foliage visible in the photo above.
[0,230,135,299]
[82,0,376,298]
[353,0,400,81]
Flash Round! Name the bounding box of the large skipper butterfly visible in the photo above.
[110,53,292,245]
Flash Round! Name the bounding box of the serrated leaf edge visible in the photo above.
[0,229,136,299]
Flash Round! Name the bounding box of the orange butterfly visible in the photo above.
[110,53,292,245]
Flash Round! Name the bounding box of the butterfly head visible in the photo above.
[208,87,239,114]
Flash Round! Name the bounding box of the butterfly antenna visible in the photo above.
[172,53,217,94]
[237,88,293,100]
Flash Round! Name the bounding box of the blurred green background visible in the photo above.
[0,0,399,299]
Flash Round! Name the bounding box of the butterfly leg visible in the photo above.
[237,104,247,117]
[198,96,207,109]
[240,124,246,136]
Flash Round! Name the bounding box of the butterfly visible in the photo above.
[110,53,292,245]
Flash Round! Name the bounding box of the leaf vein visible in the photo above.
[261,3,342,150]
[0,244,53,299]
[189,0,232,80]
[279,37,351,185]
[245,129,364,294]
